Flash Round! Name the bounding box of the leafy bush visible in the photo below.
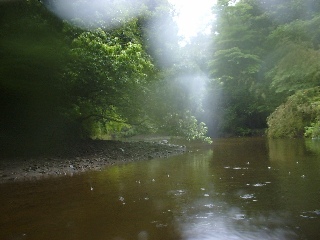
[161,111,212,143]
[304,122,320,139]
[267,87,320,138]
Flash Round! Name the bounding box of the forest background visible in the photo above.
[1,0,320,156]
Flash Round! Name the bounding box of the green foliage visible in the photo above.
[59,0,200,142]
[141,44,213,141]
[304,122,320,139]
[161,111,212,143]
[260,0,320,24]
[266,16,320,94]
[62,24,156,138]
[210,47,261,83]
[0,0,213,156]
[207,0,276,137]
[208,0,320,137]
[267,43,320,93]
[267,87,320,138]
[263,11,320,139]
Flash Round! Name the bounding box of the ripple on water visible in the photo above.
[240,194,255,199]
[204,204,215,208]
[151,221,168,228]
[168,189,187,196]
[233,214,246,220]
[232,167,249,170]
[300,210,320,219]
[252,183,266,187]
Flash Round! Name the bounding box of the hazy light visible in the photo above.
[183,74,208,112]
[168,0,217,46]
[46,0,218,49]
[46,0,146,30]
[45,0,216,129]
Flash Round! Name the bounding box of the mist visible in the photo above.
[44,0,146,29]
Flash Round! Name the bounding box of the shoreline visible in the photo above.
[0,140,186,184]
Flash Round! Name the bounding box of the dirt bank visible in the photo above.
[0,140,186,183]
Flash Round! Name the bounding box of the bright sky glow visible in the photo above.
[168,0,217,45]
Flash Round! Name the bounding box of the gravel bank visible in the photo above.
[0,140,186,183]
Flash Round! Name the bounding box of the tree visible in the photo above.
[208,0,274,136]
[63,26,155,137]
[0,0,214,157]
[266,16,320,94]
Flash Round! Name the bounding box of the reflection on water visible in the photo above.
[0,137,320,239]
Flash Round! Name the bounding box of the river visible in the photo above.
[0,137,320,240]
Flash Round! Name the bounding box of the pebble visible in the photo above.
[0,140,186,183]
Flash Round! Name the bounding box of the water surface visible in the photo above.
[1,137,320,239]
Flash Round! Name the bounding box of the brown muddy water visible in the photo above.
[1,137,320,240]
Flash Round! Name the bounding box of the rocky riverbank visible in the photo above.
[0,140,186,183]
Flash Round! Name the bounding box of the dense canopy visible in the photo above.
[1,0,320,155]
